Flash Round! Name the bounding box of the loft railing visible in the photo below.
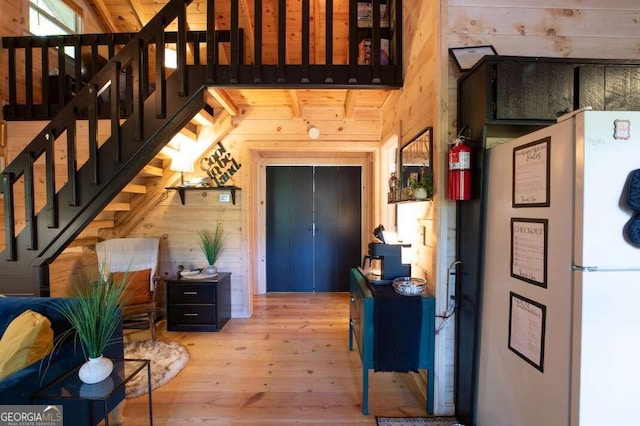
[3,30,243,120]
[3,0,402,121]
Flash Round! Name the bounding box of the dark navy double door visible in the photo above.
[266,166,361,292]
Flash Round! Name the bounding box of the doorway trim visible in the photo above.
[249,147,377,295]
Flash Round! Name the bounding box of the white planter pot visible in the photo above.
[203,264,217,275]
[413,187,429,200]
[78,355,113,384]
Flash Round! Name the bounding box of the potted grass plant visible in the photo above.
[197,222,226,276]
[54,270,129,384]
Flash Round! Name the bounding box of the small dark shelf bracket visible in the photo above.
[165,185,241,205]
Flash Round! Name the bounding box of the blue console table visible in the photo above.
[348,268,435,415]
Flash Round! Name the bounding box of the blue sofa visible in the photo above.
[0,297,124,425]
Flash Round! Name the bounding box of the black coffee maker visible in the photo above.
[361,225,410,282]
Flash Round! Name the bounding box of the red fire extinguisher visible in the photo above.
[448,137,472,200]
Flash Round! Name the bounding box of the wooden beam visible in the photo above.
[126,0,149,29]
[103,202,131,212]
[313,0,321,64]
[192,109,216,126]
[122,184,147,194]
[159,145,179,157]
[178,126,197,141]
[240,0,255,64]
[86,220,114,230]
[66,237,100,248]
[344,90,356,118]
[210,111,234,141]
[288,90,301,117]
[140,165,164,177]
[207,88,239,117]
[89,0,118,33]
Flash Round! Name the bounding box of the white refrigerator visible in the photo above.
[476,110,640,426]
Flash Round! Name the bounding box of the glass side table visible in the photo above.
[33,358,152,426]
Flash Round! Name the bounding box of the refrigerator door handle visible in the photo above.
[573,264,640,272]
[572,265,598,272]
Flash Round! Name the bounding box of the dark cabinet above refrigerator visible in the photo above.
[458,55,640,136]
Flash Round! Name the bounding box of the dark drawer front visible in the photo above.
[350,289,364,352]
[169,304,216,325]
[169,283,216,304]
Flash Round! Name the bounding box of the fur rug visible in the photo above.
[124,339,189,398]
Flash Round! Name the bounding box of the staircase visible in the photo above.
[1,0,206,295]
[1,0,404,296]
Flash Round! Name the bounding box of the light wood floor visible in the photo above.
[123,293,429,425]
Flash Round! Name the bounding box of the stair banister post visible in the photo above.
[88,84,99,185]
[133,38,144,141]
[156,23,167,118]
[177,0,188,96]
[66,106,78,207]
[111,60,122,162]
[206,0,217,84]
[3,172,17,261]
[44,133,58,229]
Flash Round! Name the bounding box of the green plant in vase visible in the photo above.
[409,169,433,200]
[197,222,227,275]
[53,269,129,384]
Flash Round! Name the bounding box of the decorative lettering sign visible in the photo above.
[199,142,242,187]
[511,218,548,288]
[512,137,550,208]
[508,292,546,372]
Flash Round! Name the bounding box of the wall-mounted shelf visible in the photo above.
[165,186,241,205]
[387,189,431,204]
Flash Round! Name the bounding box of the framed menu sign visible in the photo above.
[508,292,546,372]
[511,218,548,288]
[512,137,550,208]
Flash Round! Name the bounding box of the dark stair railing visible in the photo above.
[2,29,245,120]
[1,0,207,295]
[0,0,403,295]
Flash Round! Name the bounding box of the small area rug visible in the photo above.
[376,417,461,426]
[123,339,189,398]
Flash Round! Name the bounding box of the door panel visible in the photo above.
[266,167,313,292]
[314,167,340,291]
[336,166,362,291]
[314,166,362,292]
[266,166,361,292]
[288,167,314,290]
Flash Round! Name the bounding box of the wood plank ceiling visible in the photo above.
[85,0,394,122]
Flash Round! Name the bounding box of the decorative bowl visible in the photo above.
[392,277,426,296]
[180,269,201,277]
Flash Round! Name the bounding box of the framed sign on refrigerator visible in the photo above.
[510,218,548,288]
[508,292,546,372]
[512,137,551,208]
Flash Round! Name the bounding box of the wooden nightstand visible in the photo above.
[165,272,231,332]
